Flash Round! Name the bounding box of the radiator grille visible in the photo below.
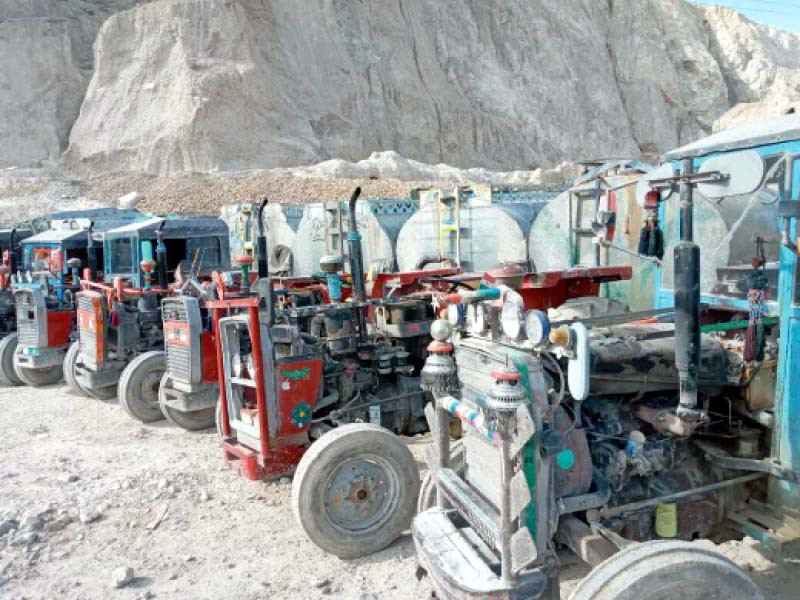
[15,304,39,346]
[164,299,192,383]
[77,296,98,367]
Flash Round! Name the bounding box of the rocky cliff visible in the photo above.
[4,0,800,174]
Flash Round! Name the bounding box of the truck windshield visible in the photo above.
[108,237,134,274]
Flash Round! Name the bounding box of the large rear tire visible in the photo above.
[0,334,22,386]
[63,342,88,397]
[118,351,166,423]
[569,539,763,600]
[158,373,216,431]
[292,423,419,559]
[12,353,63,387]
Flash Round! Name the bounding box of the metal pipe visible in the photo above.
[87,221,97,280]
[435,395,451,510]
[346,187,368,339]
[8,228,17,274]
[598,473,763,519]
[347,187,366,301]
[256,198,269,279]
[156,222,168,290]
[499,431,513,584]
[248,304,271,461]
[213,307,232,438]
[675,158,701,418]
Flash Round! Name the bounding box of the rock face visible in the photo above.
[0,1,144,168]
[6,0,800,173]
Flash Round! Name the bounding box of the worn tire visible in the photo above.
[158,373,216,431]
[292,423,420,559]
[569,539,763,600]
[0,334,22,386]
[63,342,88,397]
[12,353,63,387]
[119,351,166,423]
[417,439,464,513]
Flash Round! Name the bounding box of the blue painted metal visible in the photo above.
[651,128,800,511]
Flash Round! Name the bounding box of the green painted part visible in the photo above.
[291,402,312,427]
[556,448,575,470]
[701,316,779,333]
[282,366,311,381]
[500,348,537,538]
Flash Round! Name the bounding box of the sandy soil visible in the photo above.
[0,382,797,599]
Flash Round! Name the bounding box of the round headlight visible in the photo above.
[524,310,550,345]
[501,301,523,340]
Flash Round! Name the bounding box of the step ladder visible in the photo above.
[436,188,465,267]
[568,179,603,267]
[323,201,347,262]
[728,498,800,555]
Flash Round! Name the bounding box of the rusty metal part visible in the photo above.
[634,405,699,437]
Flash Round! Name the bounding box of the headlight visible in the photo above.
[524,310,550,345]
[501,301,523,340]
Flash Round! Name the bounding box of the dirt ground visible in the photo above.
[0,383,798,600]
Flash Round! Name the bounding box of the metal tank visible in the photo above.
[292,199,417,277]
[220,203,300,274]
[530,165,781,311]
[396,184,565,273]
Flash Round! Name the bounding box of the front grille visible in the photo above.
[167,343,192,382]
[77,296,98,367]
[15,305,39,347]
[164,298,192,383]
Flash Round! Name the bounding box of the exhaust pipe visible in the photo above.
[347,187,365,301]
[8,228,17,274]
[256,198,274,324]
[674,158,701,420]
[87,221,97,281]
[346,187,368,341]
[156,221,168,289]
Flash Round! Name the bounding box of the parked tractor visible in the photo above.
[0,227,33,384]
[399,118,800,599]
[158,201,353,431]
[69,217,230,421]
[211,189,463,555]
[1,212,140,387]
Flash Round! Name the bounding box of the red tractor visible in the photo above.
[210,188,465,557]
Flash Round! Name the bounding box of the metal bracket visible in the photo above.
[704,452,800,484]
[647,170,726,189]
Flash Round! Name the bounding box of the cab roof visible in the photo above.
[106,216,229,238]
[665,114,800,160]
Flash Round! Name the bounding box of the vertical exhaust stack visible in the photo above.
[8,228,17,274]
[347,187,366,301]
[256,198,275,324]
[347,187,368,341]
[156,222,168,290]
[674,158,702,420]
[86,221,97,281]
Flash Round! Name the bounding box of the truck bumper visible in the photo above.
[75,361,124,390]
[14,346,65,369]
[160,376,218,411]
[412,509,554,600]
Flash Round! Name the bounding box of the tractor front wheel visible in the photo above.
[0,334,22,386]
[63,342,88,397]
[292,423,419,559]
[119,351,166,423]
[12,354,63,387]
[158,373,216,431]
[569,539,763,600]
